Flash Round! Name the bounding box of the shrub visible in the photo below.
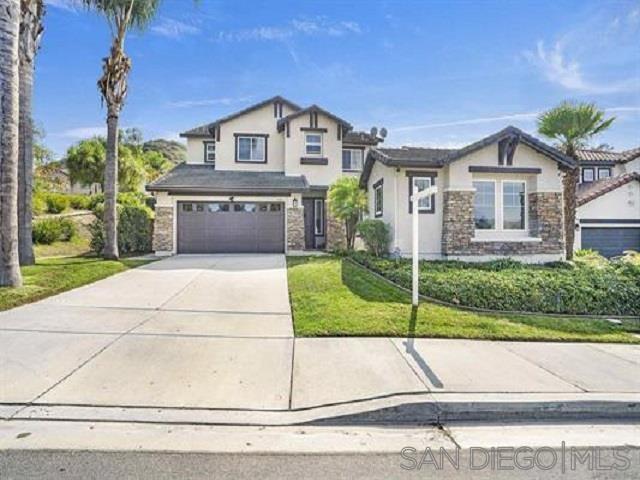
[348,251,640,316]
[357,219,391,257]
[573,249,609,269]
[67,194,92,210]
[45,193,69,214]
[32,217,77,245]
[32,191,47,215]
[90,204,153,254]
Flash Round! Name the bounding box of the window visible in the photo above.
[314,199,324,235]
[503,181,526,230]
[374,180,383,217]
[204,142,216,163]
[233,203,256,213]
[305,133,322,155]
[270,203,282,212]
[182,203,193,212]
[208,203,229,212]
[473,181,495,230]
[236,136,266,162]
[582,168,595,183]
[412,177,432,212]
[342,149,363,171]
[598,168,611,180]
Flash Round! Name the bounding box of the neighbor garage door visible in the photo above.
[581,227,640,258]
[177,201,285,254]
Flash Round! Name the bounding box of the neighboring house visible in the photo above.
[360,127,574,263]
[573,147,640,257]
[147,96,381,255]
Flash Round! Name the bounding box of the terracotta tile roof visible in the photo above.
[577,172,640,206]
[576,147,640,164]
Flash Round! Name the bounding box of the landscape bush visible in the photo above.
[357,219,391,257]
[32,191,47,215]
[67,194,92,210]
[44,193,69,214]
[348,251,640,316]
[90,203,153,254]
[32,217,77,245]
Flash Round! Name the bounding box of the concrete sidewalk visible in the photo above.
[1,254,639,426]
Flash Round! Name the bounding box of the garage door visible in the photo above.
[177,202,285,254]
[581,227,640,258]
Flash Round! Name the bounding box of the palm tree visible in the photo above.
[537,101,615,261]
[17,0,45,266]
[82,0,161,259]
[0,0,23,287]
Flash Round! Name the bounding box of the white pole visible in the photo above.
[411,185,437,308]
[412,199,419,306]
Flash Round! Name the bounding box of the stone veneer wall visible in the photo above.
[287,207,305,251]
[152,206,174,252]
[326,206,347,251]
[441,191,564,256]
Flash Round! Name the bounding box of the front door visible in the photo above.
[302,198,326,250]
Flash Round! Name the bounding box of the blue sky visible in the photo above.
[40,0,640,157]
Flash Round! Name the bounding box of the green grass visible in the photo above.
[287,256,639,343]
[0,256,152,312]
[34,234,92,259]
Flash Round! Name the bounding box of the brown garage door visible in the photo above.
[177,202,284,254]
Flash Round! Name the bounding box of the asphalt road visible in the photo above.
[2,449,640,480]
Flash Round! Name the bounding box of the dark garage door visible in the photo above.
[581,227,640,258]
[177,201,285,254]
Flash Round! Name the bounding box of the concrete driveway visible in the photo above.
[0,255,294,410]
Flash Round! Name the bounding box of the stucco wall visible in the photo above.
[284,113,343,186]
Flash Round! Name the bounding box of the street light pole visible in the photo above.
[411,186,438,307]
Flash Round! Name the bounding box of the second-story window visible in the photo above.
[305,133,322,155]
[582,167,595,183]
[236,136,266,163]
[342,149,363,171]
[204,141,216,164]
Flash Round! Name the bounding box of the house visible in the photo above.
[359,126,574,263]
[572,147,640,257]
[147,96,381,255]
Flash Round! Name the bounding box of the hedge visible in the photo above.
[90,203,153,255]
[32,217,77,245]
[348,251,640,316]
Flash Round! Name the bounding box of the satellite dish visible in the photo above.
[370,127,378,138]
[379,127,388,139]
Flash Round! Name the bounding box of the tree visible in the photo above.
[327,176,368,250]
[17,0,44,266]
[0,0,23,286]
[82,0,161,259]
[537,101,615,260]
[140,149,171,181]
[65,137,146,192]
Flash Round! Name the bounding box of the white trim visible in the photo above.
[471,237,542,243]
[501,180,527,231]
[305,132,323,156]
[374,182,384,216]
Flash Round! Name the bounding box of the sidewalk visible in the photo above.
[2,337,639,426]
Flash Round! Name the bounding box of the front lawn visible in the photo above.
[0,256,151,312]
[287,256,639,343]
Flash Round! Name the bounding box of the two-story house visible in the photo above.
[147,96,380,255]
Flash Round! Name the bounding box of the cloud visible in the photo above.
[166,96,253,109]
[151,18,200,39]
[392,112,540,133]
[53,126,106,139]
[45,0,81,12]
[216,17,361,42]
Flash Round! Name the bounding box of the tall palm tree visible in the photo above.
[537,101,615,261]
[0,0,23,287]
[82,0,160,259]
[18,0,45,266]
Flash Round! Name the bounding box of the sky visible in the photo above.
[39,0,640,157]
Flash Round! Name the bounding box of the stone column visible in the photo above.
[287,207,305,251]
[441,190,475,255]
[152,206,174,254]
[529,192,564,254]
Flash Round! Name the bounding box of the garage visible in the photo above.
[581,227,640,258]
[177,201,285,254]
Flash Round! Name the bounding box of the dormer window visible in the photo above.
[305,133,322,155]
[582,167,595,183]
[204,141,216,164]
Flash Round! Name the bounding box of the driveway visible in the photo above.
[0,255,294,410]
